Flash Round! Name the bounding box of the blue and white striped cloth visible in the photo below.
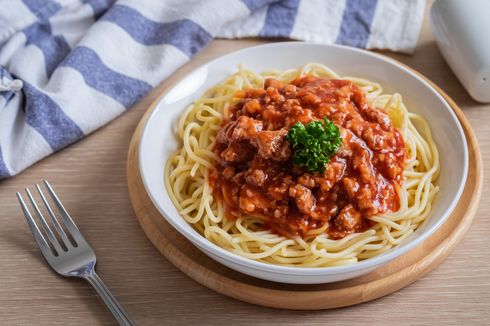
[0,0,425,178]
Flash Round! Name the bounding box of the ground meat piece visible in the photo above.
[262,105,287,129]
[289,107,315,126]
[334,85,353,98]
[352,146,375,185]
[365,108,392,131]
[333,204,362,233]
[301,91,321,106]
[342,177,360,198]
[336,144,353,158]
[385,162,400,179]
[265,86,285,103]
[231,116,263,141]
[289,184,316,215]
[273,205,289,219]
[239,185,269,213]
[220,142,253,163]
[264,78,284,89]
[243,99,261,114]
[283,99,301,111]
[376,153,400,179]
[361,127,375,149]
[345,120,364,138]
[357,186,375,212]
[297,174,317,188]
[284,84,297,96]
[216,115,262,144]
[351,87,367,109]
[245,168,267,187]
[319,161,346,192]
[362,125,387,151]
[330,110,348,123]
[254,129,291,161]
[268,175,293,200]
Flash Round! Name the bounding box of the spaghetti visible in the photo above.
[165,64,439,267]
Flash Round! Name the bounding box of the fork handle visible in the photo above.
[85,272,135,326]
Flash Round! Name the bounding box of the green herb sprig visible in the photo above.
[286,118,342,173]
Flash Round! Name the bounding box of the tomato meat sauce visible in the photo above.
[209,75,405,239]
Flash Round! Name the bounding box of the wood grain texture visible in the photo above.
[126,73,482,310]
[1,3,490,325]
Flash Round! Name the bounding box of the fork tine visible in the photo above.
[25,187,64,255]
[36,184,71,248]
[43,180,82,244]
[16,192,53,258]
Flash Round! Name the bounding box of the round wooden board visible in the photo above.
[126,66,482,310]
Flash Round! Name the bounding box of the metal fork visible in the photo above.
[16,181,135,326]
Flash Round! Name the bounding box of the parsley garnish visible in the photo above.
[286,118,342,173]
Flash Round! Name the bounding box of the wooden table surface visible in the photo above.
[1,5,489,326]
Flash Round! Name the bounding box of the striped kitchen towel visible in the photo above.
[0,0,425,178]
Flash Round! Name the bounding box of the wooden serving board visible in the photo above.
[126,69,482,310]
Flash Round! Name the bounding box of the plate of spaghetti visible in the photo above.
[139,43,468,284]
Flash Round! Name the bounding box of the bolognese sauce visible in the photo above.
[209,75,405,239]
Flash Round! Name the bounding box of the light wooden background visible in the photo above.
[1,4,489,326]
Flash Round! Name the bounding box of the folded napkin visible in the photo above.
[0,0,425,178]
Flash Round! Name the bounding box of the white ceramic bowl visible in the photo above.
[139,43,468,284]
